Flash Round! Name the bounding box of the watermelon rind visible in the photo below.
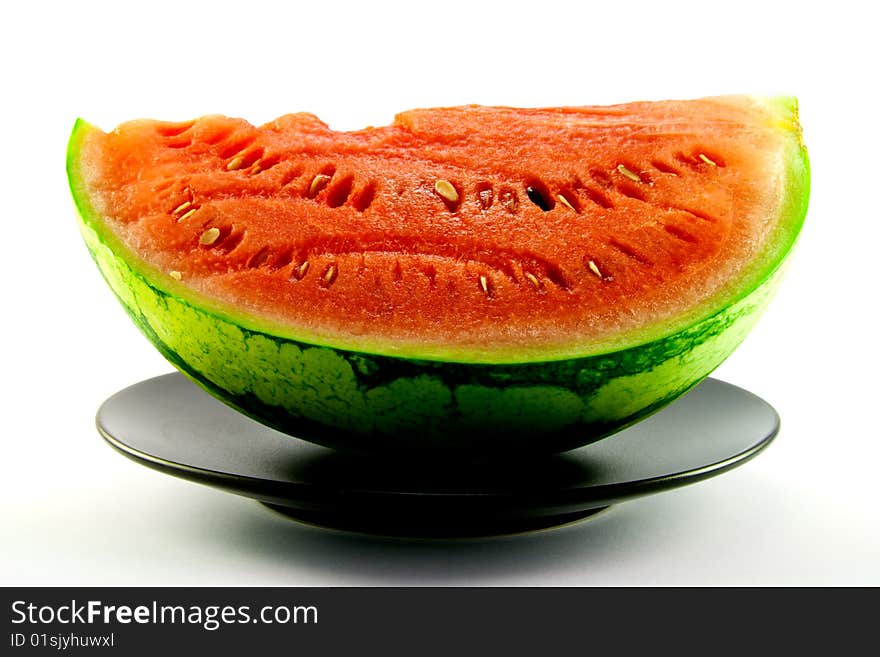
[67,98,809,453]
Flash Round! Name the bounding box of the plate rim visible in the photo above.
[96,373,779,515]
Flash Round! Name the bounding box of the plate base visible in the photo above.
[260,502,610,538]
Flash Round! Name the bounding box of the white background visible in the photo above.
[2,0,878,585]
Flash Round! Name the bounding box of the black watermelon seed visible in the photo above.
[526,186,551,211]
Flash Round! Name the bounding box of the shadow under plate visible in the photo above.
[96,374,778,538]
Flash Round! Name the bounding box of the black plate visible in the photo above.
[97,373,778,538]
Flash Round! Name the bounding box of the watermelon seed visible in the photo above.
[309,174,333,198]
[479,275,491,296]
[434,179,459,203]
[323,264,338,287]
[291,261,310,280]
[199,227,221,246]
[169,271,182,281]
[556,194,576,212]
[524,272,541,290]
[698,153,717,166]
[616,164,642,183]
[172,200,192,216]
[588,260,604,279]
[526,186,552,211]
[177,208,198,222]
[226,156,246,171]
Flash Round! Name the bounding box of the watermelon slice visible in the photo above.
[67,96,809,453]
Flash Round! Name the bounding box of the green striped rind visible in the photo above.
[69,103,809,454]
[75,214,788,452]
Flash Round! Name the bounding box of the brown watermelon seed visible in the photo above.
[616,164,642,183]
[199,227,221,245]
[323,264,338,286]
[698,153,717,166]
[169,271,182,281]
[526,186,552,211]
[588,260,604,279]
[291,261,310,280]
[177,208,198,222]
[556,194,576,211]
[226,156,245,171]
[434,179,459,203]
[309,174,332,197]
[524,272,541,290]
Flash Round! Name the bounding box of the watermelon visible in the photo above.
[67,96,809,454]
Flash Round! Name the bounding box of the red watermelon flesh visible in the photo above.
[74,96,805,362]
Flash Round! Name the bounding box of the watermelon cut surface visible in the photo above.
[68,96,809,453]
